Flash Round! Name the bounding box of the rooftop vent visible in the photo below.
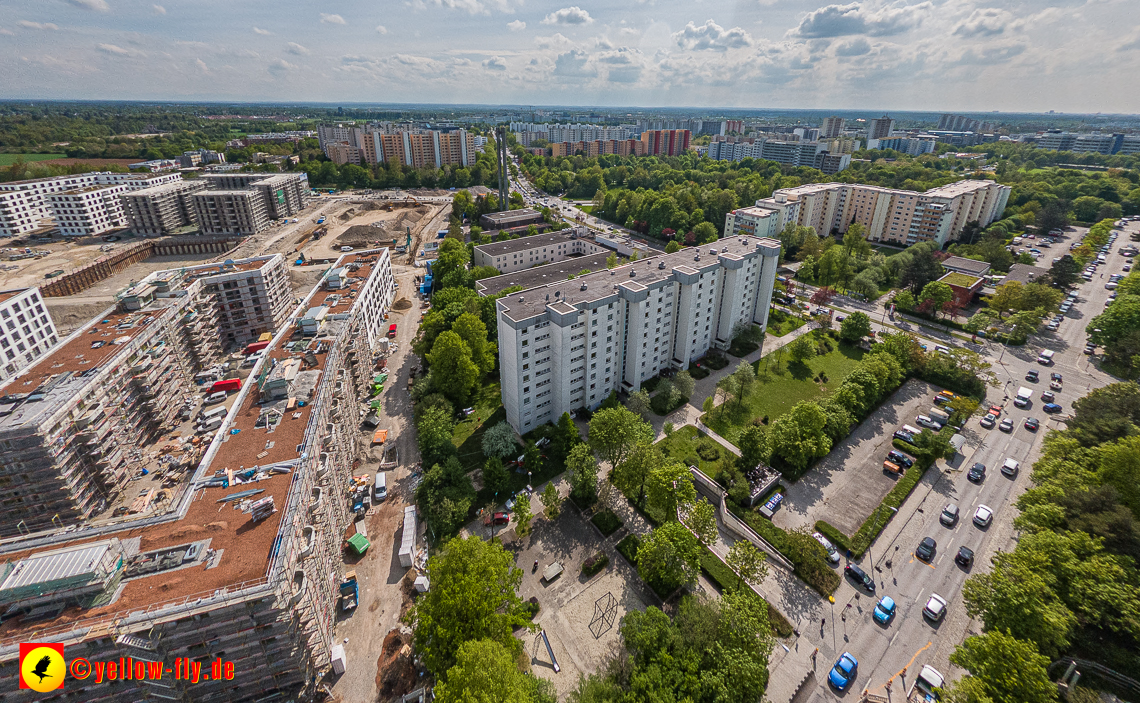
[658,262,666,269]
[630,270,636,277]
[580,283,588,291]
[710,248,718,255]
[695,254,701,261]
[554,291,560,298]
[545,294,549,301]
[518,297,524,302]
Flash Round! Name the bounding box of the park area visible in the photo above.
[765,308,806,337]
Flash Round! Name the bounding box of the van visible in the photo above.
[883,460,903,476]
[1106,282,1118,290]
[373,472,387,501]
[901,424,922,437]
[1037,349,1055,365]
[204,391,228,405]
[929,407,950,424]
[197,416,223,433]
[242,351,264,368]
[199,405,228,422]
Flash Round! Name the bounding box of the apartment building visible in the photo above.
[820,116,846,139]
[120,179,208,235]
[867,115,895,140]
[641,129,691,156]
[510,123,634,143]
[867,136,937,155]
[367,129,477,168]
[195,255,293,346]
[549,139,645,157]
[741,179,1011,247]
[0,288,59,383]
[0,248,397,702]
[723,194,801,239]
[317,123,366,152]
[327,142,362,165]
[0,172,181,236]
[191,190,270,236]
[937,114,996,133]
[491,237,780,433]
[46,184,129,236]
[0,190,41,237]
[473,230,606,274]
[721,120,745,135]
[707,136,851,174]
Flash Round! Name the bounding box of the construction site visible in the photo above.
[0,242,406,701]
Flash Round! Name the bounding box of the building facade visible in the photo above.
[0,172,181,236]
[641,130,691,156]
[0,288,59,382]
[47,184,129,237]
[191,190,270,236]
[820,116,846,139]
[491,236,780,433]
[121,180,208,235]
[867,136,937,155]
[707,136,851,174]
[867,115,895,140]
[473,230,606,274]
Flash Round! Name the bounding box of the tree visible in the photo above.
[987,281,1023,318]
[434,639,537,703]
[948,630,1058,703]
[726,540,769,590]
[900,249,943,294]
[588,406,653,470]
[672,370,695,399]
[686,500,717,546]
[664,240,681,253]
[611,440,662,506]
[1069,382,1140,445]
[1007,309,1042,344]
[626,388,652,420]
[1048,254,1080,288]
[481,421,518,460]
[645,460,697,519]
[693,221,718,244]
[1019,282,1063,312]
[637,521,702,592]
[606,252,618,269]
[1088,295,1140,364]
[565,443,599,504]
[452,313,496,376]
[810,286,837,306]
[738,425,772,470]
[839,311,872,342]
[552,412,580,462]
[513,492,534,537]
[434,238,472,291]
[788,334,816,365]
[850,269,881,298]
[483,457,509,498]
[919,280,954,317]
[540,482,562,520]
[417,457,477,539]
[893,289,917,311]
[418,405,458,468]
[427,331,479,405]
[408,536,530,676]
[768,401,832,470]
[1036,200,1069,233]
[523,441,542,476]
[731,360,755,409]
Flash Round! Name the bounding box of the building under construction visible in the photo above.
[0,246,396,701]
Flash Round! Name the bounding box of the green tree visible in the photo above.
[1019,283,1063,312]
[1069,382,1140,445]
[731,360,756,410]
[540,482,562,520]
[606,252,618,269]
[839,311,872,342]
[452,312,497,376]
[900,248,943,294]
[626,388,652,420]
[948,630,1058,703]
[434,639,537,703]
[768,401,832,470]
[588,406,653,470]
[1007,309,1043,343]
[483,456,509,498]
[693,221,718,244]
[434,238,472,291]
[408,536,530,676]
[611,440,663,507]
[788,334,816,365]
[672,370,695,399]
[553,411,581,461]
[513,492,534,537]
[1048,255,1080,288]
[919,280,954,316]
[523,441,542,476]
[637,521,702,592]
[481,421,517,460]
[645,460,697,519]
[686,499,717,546]
[427,331,479,405]
[664,240,681,253]
[1088,295,1140,365]
[738,424,772,471]
[727,539,769,590]
[988,281,1023,318]
[565,443,599,504]
[417,405,458,468]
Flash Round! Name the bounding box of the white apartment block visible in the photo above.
[47,184,129,236]
[493,237,780,433]
[724,193,802,239]
[707,137,851,174]
[0,288,59,382]
[473,231,606,274]
[0,172,182,236]
[736,179,1011,247]
[0,190,40,237]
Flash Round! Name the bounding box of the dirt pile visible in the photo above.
[391,298,412,312]
[336,225,391,247]
[375,630,418,699]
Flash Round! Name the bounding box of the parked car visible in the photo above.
[844,564,875,592]
[967,462,986,483]
[916,537,937,562]
[999,418,1014,432]
[813,532,841,564]
[873,596,897,625]
[1025,417,1040,431]
[939,503,959,526]
[1002,458,1020,476]
[923,593,948,622]
[1025,370,1039,382]
[1044,402,1063,413]
[828,652,859,691]
[973,504,994,528]
[887,450,914,468]
[916,415,943,430]
[1041,391,1055,403]
[979,414,996,429]
[955,546,974,569]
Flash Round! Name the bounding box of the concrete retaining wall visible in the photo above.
[689,465,795,572]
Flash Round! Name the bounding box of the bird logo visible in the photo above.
[19,643,65,692]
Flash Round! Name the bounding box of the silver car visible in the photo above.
[923,593,948,621]
[812,532,841,564]
[939,504,959,527]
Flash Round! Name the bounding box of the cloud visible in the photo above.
[673,19,753,51]
[0,28,14,36]
[507,19,526,31]
[195,58,209,72]
[619,27,640,36]
[268,58,296,73]
[482,56,507,70]
[253,26,272,35]
[375,24,388,34]
[320,13,346,25]
[65,0,110,11]
[542,6,594,25]
[285,42,310,55]
[19,21,60,30]
[834,36,871,56]
[97,43,134,56]
[953,8,1012,37]
[790,2,931,38]
[426,0,491,15]
[1119,34,1140,52]
[534,32,572,48]
[552,48,596,76]
[152,4,165,14]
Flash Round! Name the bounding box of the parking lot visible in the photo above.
[772,378,943,535]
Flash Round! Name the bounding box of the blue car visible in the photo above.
[873,596,896,625]
[829,652,859,690]
[1043,402,1062,413]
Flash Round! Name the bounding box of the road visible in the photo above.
[772,221,1133,700]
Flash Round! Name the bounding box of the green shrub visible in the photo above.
[522,597,540,620]
[581,552,609,577]
[698,548,794,638]
[696,439,721,462]
[704,354,730,371]
[590,510,623,537]
[813,520,850,554]
[616,534,640,564]
[729,504,840,595]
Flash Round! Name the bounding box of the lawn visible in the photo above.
[702,339,866,447]
[766,308,805,337]
[656,425,735,483]
[452,380,504,470]
[0,153,65,166]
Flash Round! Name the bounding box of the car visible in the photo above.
[893,429,915,443]
[968,462,986,482]
[916,537,937,562]
[844,564,875,592]
[1126,265,1134,272]
[887,450,914,468]
[340,245,354,252]
[940,503,960,526]
[999,418,1014,432]
[1046,322,1060,332]
[484,511,510,526]
[974,504,994,527]
[1025,417,1040,431]
[955,546,975,568]
[934,344,950,354]
[1084,345,1096,355]
[1044,402,1063,413]
[835,315,845,322]
[1050,379,1063,390]
[1025,370,1039,382]
[812,532,841,564]
[923,593,948,621]
[916,415,943,430]
[979,414,996,429]
[828,652,859,691]
[873,596,897,625]
[1041,390,1055,402]
[1052,372,1063,382]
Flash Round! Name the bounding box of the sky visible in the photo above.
[1,0,1138,113]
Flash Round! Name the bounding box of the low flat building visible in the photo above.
[473,230,605,274]
[937,271,985,305]
[941,256,992,277]
[477,251,615,297]
[479,208,544,230]
[1002,263,1046,286]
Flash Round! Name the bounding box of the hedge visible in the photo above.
[582,552,609,577]
[698,548,795,638]
[727,503,840,596]
[590,510,624,537]
[616,534,640,565]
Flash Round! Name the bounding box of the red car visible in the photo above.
[484,512,510,526]
[387,324,397,338]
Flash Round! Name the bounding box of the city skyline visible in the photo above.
[1,0,1137,113]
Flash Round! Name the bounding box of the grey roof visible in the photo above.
[1003,263,1046,285]
[480,208,543,225]
[475,231,585,258]
[0,541,113,593]
[496,236,780,322]
[477,252,614,297]
[941,256,991,275]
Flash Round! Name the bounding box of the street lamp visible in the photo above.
[865,505,898,578]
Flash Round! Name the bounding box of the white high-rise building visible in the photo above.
[0,172,181,236]
[0,287,59,381]
[820,116,846,139]
[491,236,780,433]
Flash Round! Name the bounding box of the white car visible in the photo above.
[340,245,354,252]
[812,532,841,564]
[916,415,943,431]
[922,593,948,621]
[1001,458,1020,477]
[973,504,994,528]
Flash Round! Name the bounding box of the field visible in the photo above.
[0,153,66,166]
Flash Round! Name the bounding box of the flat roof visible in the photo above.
[481,208,542,224]
[0,542,112,593]
[941,256,991,275]
[477,251,614,297]
[0,289,32,305]
[475,231,586,257]
[1003,263,1046,285]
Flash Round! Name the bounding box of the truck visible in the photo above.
[1014,386,1033,408]
[907,664,945,701]
[339,572,358,613]
[928,407,950,425]
[330,644,346,675]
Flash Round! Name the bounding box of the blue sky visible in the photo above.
[1,0,1138,112]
